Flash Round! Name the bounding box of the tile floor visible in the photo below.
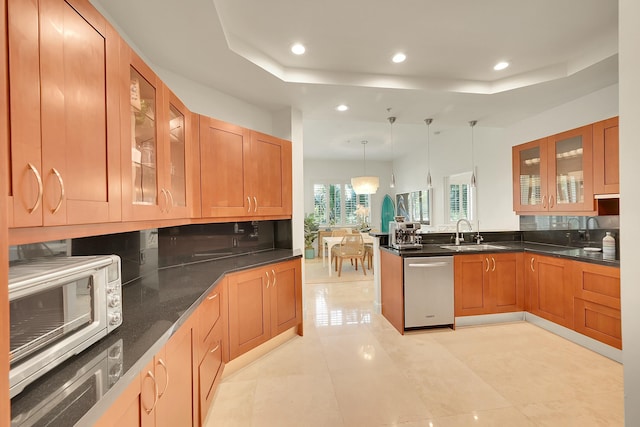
[206,260,624,426]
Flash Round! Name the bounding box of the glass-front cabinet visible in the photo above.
[121,47,194,220]
[513,125,594,213]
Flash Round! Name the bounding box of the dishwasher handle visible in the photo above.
[408,262,450,268]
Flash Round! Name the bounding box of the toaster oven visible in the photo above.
[9,255,122,398]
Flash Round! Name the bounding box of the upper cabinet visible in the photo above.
[513,124,594,214]
[199,116,292,219]
[121,48,197,221]
[593,116,619,195]
[7,0,121,227]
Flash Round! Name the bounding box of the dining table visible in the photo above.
[322,233,375,276]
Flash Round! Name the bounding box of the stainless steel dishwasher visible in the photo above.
[404,256,454,329]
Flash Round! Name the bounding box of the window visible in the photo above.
[312,183,369,226]
[445,172,474,223]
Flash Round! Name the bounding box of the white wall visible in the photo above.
[394,126,514,231]
[304,159,393,231]
[620,0,640,423]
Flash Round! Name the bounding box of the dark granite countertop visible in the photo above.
[10,249,302,427]
[380,241,619,267]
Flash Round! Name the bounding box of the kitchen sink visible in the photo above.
[439,244,509,252]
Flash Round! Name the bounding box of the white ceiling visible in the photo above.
[91,0,618,161]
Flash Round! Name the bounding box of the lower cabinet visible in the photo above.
[454,253,523,316]
[227,259,302,360]
[96,257,302,426]
[572,261,621,349]
[527,254,574,329]
[96,320,195,427]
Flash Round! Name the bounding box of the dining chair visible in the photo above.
[330,229,350,266]
[331,234,366,277]
[363,243,374,270]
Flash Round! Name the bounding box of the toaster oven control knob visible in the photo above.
[108,294,121,308]
[109,312,122,326]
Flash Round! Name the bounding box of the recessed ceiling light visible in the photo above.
[336,104,349,112]
[291,43,306,55]
[392,53,406,63]
[494,61,509,71]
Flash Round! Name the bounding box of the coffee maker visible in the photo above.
[389,217,422,249]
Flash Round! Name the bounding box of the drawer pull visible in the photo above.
[207,293,219,300]
[272,269,276,287]
[253,196,258,212]
[485,258,490,272]
[530,257,535,272]
[210,341,221,353]
[247,196,251,212]
[266,271,270,288]
[491,257,496,272]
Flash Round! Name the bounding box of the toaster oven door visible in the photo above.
[9,269,107,396]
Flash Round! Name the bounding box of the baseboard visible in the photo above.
[455,312,525,327]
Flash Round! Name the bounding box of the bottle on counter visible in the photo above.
[603,232,616,260]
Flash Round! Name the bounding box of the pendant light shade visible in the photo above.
[469,120,477,188]
[388,116,396,188]
[351,140,379,194]
[425,118,433,189]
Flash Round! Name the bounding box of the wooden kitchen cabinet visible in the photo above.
[7,0,121,228]
[454,253,523,316]
[572,261,621,349]
[527,254,574,329]
[226,259,302,360]
[593,116,619,195]
[513,125,594,214]
[199,116,292,219]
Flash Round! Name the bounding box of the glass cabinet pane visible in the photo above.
[554,136,584,205]
[130,67,157,205]
[169,104,186,207]
[518,146,542,206]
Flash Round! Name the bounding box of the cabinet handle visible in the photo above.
[247,196,251,213]
[485,257,490,272]
[166,189,174,212]
[549,195,555,208]
[491,257,496,272]
[26,163,43,214]
[530,257,535,272]
[157,358,169,398]
[142,370,159,414]
[210,341,221,353]
[50,168,65,214]
[542,195,547,209]
[207,293,219,300]
[271,269,276,287]
[265,271,270,288]
[253,196,258,212]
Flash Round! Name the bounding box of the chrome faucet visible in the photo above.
[455,219,472,245]
[586,216,600,241]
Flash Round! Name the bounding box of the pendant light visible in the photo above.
[388,116,396,188]
[424,118,433,189]
[469,120,478,187]
[351,140,379,194]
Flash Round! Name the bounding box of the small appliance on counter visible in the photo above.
[389,217,422,250]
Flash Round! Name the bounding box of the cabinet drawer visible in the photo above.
[574,298,621,349]
[199,287,221,344]
[199,321,224,424]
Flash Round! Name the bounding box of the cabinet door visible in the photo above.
[454,254,489,316]
[547,125,594,212]
[488,253,524,313]
[94,376,143,427]
[227,267,271,359]
[161,87,194,219]
[270,259,302,336]
[156,324,194,427]
[529,255,573,328]
[512,138,549,213]
[8,0,121,227]
[249,131,292,216]
[593,116,619,194]
[121,46,165,220]
[198,320,224,426]
[199,116,251,218]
